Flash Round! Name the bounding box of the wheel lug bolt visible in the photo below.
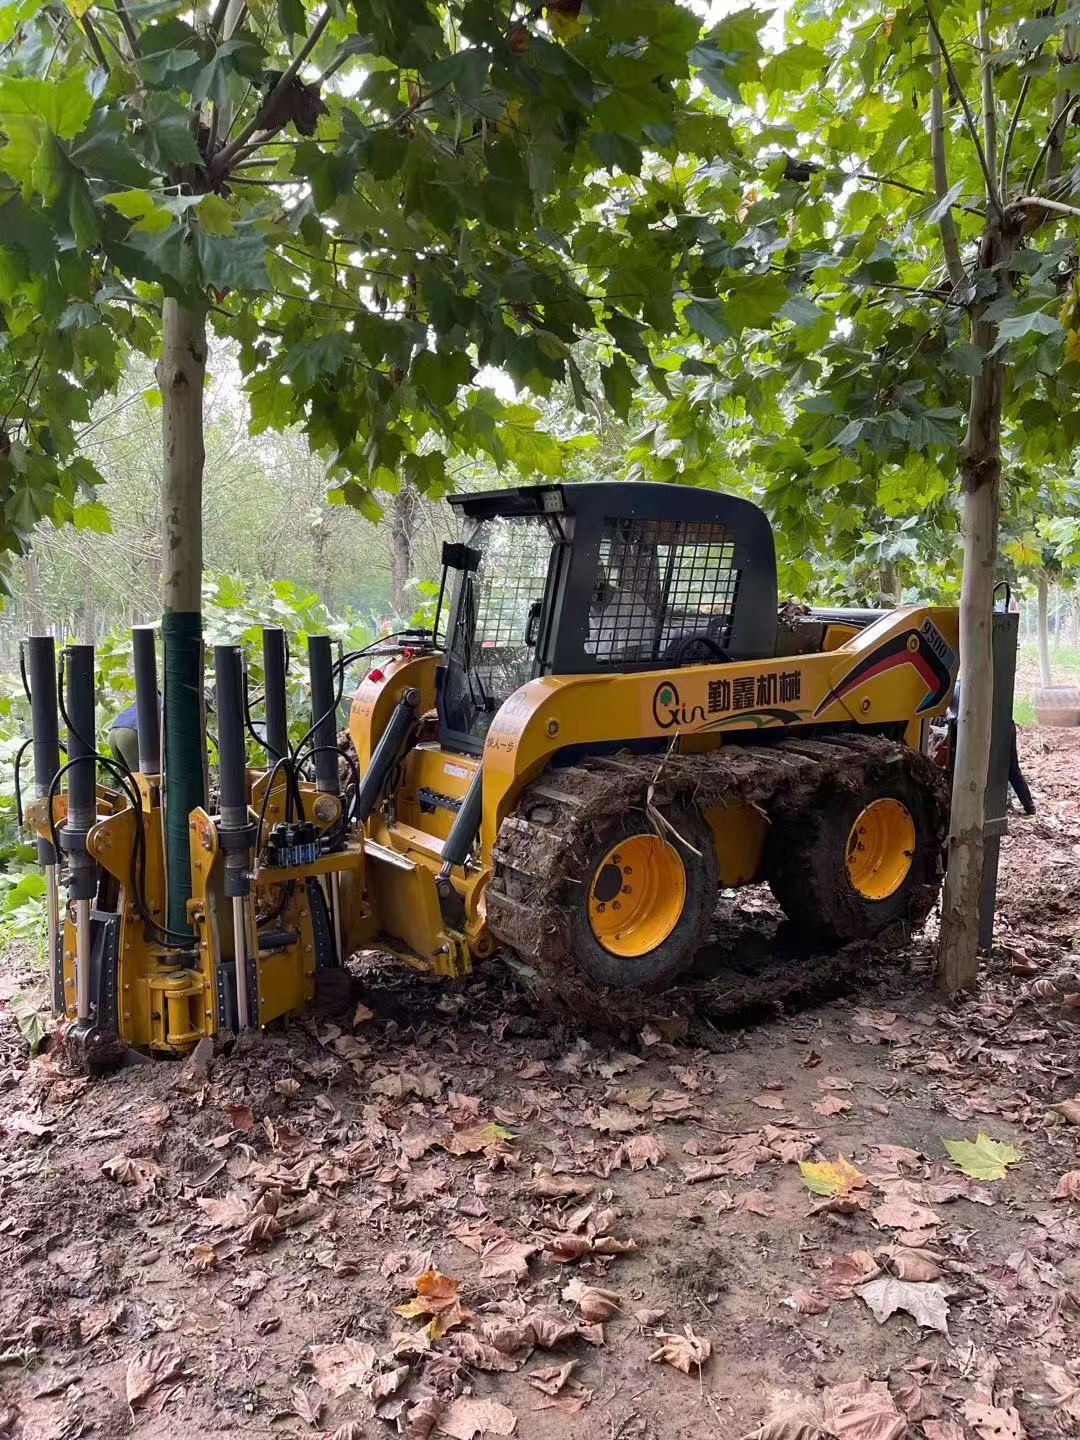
[622,886,631,895]
[612,900,621,910]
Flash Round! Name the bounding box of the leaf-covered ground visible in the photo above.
[0,729,1078,1440]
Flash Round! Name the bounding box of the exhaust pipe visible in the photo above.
[261,628,289,762]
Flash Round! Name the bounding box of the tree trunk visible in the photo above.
[1036,572,1053,686]
[82,571,95,644]
[389,482,419,616]
[936,220,1017,994]
[26,553,44,635]
[879,559,898,604]
[157,298,208,936]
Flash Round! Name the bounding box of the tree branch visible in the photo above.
[210,6,331,179]
[998,75,1031,195]
[976,0,997,187]
[1032,22,1076,192]
[928,23,968,288]
[926,4,1005,220]
[113,0,141,57]
[1012,195,1080,220]
[80,15,110,72]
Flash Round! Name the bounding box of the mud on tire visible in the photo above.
[764,763,946,941]
[566,807,718,991]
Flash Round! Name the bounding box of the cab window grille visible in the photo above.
[589,518,740,664]
[442,516,555,742]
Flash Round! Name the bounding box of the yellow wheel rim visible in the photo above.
[844,798,916,900]
[587,833,687,958]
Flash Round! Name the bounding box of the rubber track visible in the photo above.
[485,734,949,979]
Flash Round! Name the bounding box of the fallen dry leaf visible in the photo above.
[479,1238,537,1284]
[735,1190,774,1216]
[856,1277,951,1334]
[822,1377,905,1440]
[102,1154,162,1192]
[561,1278,620,1322]
[942,1133,1022,1181]
[649,1325,712,1374]
[224,1103,254,1131]
[125,1345,184,1409]
[310,1339,376,1397]
[437,1395,517,1438]
[785,1289,830,1315]
[812,1095,851,1116]
[871,1197,941,1238]
[961,1400,1025,1440]
[450,1332,518,1373]
[824,1250,881,1298]
[528,1172,593,1199]
[1054,1171,1080,1202]
[624,1133,667,1170]
[533,1381,592,1415]
[752,1093,786,1110]
[442,1122,514,1156]
[291,1386,324,1427]
[1042,1364,1080,1423]
[881,1246,943,1282]
[526,1360,577,1396]
[799,1155,867,1197]
[1053,1098,1080,1126]
[406,1397,444,1439]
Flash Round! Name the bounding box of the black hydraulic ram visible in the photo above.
[307,635,340,798]
[132,624,161,777]
[438,765,483,885]
[214,645,256,1030]
[308,635,345,965]
[261,628,289,761]
[353,687,419,825]
[62,644,97,1028]
[26,637,62,1011]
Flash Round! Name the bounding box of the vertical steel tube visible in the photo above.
[26,637,62,1011]
[330,870,344,965]
[214,646,254,1029]
[132,625,161,776]
[232,895,251,1031]
[75,899,91,1023]
[261,628,289,761]
[307,635,340,796]
[63,645,97,1024]
[45,867,60,1012]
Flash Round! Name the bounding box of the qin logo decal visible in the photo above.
[651,681,706,730]
[814,618,957,718]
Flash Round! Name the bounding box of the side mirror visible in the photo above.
[525,600,543,648]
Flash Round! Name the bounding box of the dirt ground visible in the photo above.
[0,730,1078,1440]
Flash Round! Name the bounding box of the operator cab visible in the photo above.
[436,482,778,753]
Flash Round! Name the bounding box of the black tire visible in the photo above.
[764,767,944,941]
[566,807,717,990]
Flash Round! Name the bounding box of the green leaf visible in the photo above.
[277,0,307,41]
[684,298,730,346]
[8,992,46,1058]
[195,223,269,293]
[72,501,112,533]
[993,310,1063,349]
[942,1133,1022,1181]
[600,354,634,421]
[137,93,206,169]
[410,348,473,410]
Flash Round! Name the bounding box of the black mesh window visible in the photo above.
[588,518,740,664]
[442,516,556,743]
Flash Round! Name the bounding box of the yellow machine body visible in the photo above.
[346,604,960,979]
